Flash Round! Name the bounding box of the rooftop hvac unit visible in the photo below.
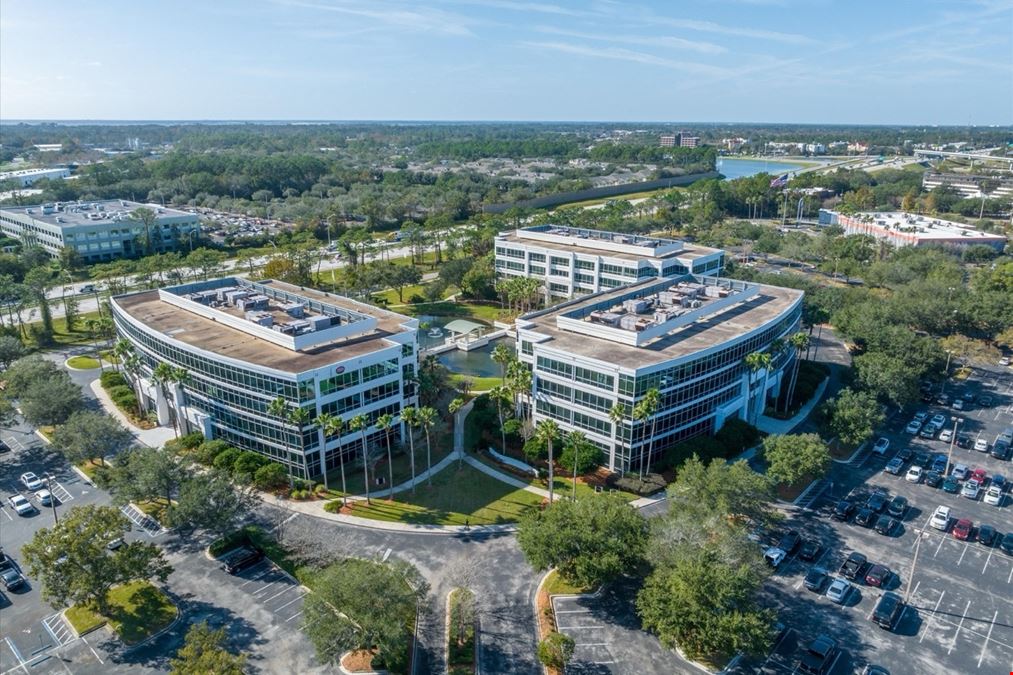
[589,310,621,326]
[246,311,273,327]
[281,302,305,318]
[307,315,332,331]
[622,298,650,314]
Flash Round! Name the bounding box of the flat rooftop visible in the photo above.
[521,277,802,369]
[498,228,721,263]
[844,211,1006,241]
[0,200,195,228]
[113,279,414,373]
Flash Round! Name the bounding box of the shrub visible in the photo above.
[537,632,575,669]
[195,440,232,465]
[522,436,547,462]
[212,447,241,472]
[611,472,666,496]
[253,463,290,491]
[176,432,204,451]
[714,418,761,455]
[323,499,342,513]
[100,370,128,389]
[233,451,267,477]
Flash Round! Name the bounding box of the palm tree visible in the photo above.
[171,367,191,435]
[535,419,559,505]
[401,406,419,494]
[313,412,338,492]
[267,396,294,487]
[784,331,811,413]
[152,362,179,437]
[418,407,437,486]
[287,406,313,481]
[743,351,772,426]
[632,388,661,478]
[112,338,134,374]
[488,385,510,457]
[491,343,515,385]
[349,414,371,505]
[507,361,532,426]
[608,403,626,473]
[121,353,145,418]
[375,413,395,494]
[564,430,592,501]
[448,397,465,466]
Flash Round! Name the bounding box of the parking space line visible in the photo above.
[238,563,272,586]
[0,507,11,521]
[81,637,103,665]
[947,600,972,655]
[956,543,969,566]
[933,534,946,557]
[251,580,285,597]
[274,591,307,613]
[1008,565,1013,584]
[919,590,946,643]
[556,625,602,630]
[264,585,298,603]
[982,547,994,574]
[976,610,999,668]
[555,609,592,614]
[284,610,303,622]
[3,637,27,674]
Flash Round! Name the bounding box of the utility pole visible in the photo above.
[45,474,59,525]
[946,416,963,476]
[905,527,929,603]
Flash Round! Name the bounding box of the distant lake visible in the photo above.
[717,157,807,180]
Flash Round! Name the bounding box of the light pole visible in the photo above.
[45,474,59,525]
[946,416,963,476]
[941,350,953,396]
[905,527,929,604]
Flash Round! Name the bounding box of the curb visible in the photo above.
[63,357,101,372]
[789,478,822,506]
[71,465,96,487]
[122,597,182,654]
[337,651,388,675]
[831,441,867,465]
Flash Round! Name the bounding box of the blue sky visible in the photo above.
[1,0,1011,123]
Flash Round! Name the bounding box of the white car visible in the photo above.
[962,479,980,500]
[872,437,890,455]
[930,414,947,427]
[1000,356,1011,367]
[952,399,965,411]
[20,472,43,491]
[35,489,53,506]
[975,438,990,453]
[905,420,922,434]
[764,547,787,568]
[7,494,35,516]
[984,486,1003,506]
[914,411,929,423]
[825,577,852,604]
[930,505,951,531]
[952,464,969,480]
[905,466,924,483]
[939,428,954,443]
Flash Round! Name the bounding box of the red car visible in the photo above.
[970,468,988,485]
[952,518,973,541]
[865,564,891,587]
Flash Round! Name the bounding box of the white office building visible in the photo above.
[516,276,803,473]
[111,278,419,479]
[495,225,725,300]
[0,199,200,262]
[819,210,1007,251]
[0,167,71,187]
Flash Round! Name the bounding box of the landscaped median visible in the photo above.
[535,570,592,675]
[65,580,177,645]
[446,588,476,675]
[324,462,543,526]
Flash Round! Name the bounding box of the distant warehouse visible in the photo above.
[0,167,70,187]
[818,209,1007,251]
[0,199,200,262]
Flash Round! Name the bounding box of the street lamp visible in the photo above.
[946,416,963,477]
[44,474,59,525]
[941,350,953,396]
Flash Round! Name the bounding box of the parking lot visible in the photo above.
[224,556,308,625]
[551,579,695,675]
[755,366,1013,674]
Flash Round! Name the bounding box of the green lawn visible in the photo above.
[449,373,501,392]
[322,428,454,497]
[66,355,101,369]
[66,581,176,645]
[543,569,596,596]
[23,310,104,348]
[398,300,513,323]
[336,463,543,526]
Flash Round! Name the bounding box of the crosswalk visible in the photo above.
[120,503,164,537]
[42,613,76,647]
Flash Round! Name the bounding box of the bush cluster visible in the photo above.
[194,440,290,491]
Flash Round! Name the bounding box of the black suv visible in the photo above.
[797,634,838,674]
[887,496,908,519]
[221,546,264,575]
[832,500,855,521]
[866,491,888,513]
[855,508,876,527]
[925,470,943,488]
[804,567,828,593]
[872,592,904,630]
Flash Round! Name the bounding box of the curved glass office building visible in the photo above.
[111,277,418,479]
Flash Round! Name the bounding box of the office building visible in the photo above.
[111,278,419,479]
[819,210,1007,251]
[495,225,725,300]
[0,167,71,187]
[0,199,200,262]
[516,276,803,472]
[679,134,700,148]
[921,172,1013,200]
[659,135,677,148]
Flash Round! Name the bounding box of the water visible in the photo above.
[717,157,807,180]
[416,315,514,378]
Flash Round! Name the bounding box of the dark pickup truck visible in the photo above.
[840,551,868,580]
[797,634,839,674]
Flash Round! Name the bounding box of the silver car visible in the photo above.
[826,577,852,604]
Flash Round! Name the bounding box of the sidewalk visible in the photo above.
[89,379,176,448]
[462,455,552,499]
[754,377,829,435]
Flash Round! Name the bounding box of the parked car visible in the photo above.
[896,447,913,463]
[855,508,876,527]
[840,552,867,580]
[984,486,1003,506]
[1000,356,1011,367]
[970,468,988,484]
[931,454,948,473]
[905,420,922,434]
[975,438,990,452]
[1002,533,1013,555]
[939,428,954,443]
[979,395,993,408]
[953,518,973,540]
[952,464,970,480]
[832,500,855,522]
[914,450,931,467]
[920,424,939,439]
[942,476,961,494]
[797,634,839,675]
[0,439,10,454]
[804,567,829,592]
[19,473,43,491]
[961,391,975,403]
[905,466,923,483]
[992,442,1011,461]
[925,470,943,488]
[872,437,890,455]
[887,495,908,518]
[764,547,787,568]
[106,538,125,551]
[866,490,888,512]
[875,515,898,536]
[872,592,904,630]
[931,413,947,427]
[937,393,950,406]
[992,474,1006,490]
[978,524,998,546]
[34,490,53,507]
[777,530,802,554]
[962,479,981,500]
[930,505,951,530]
[913,411,929,423]
[865,564,892,587]
[956,434,971,448]
[799,540,821,562]
[0,567,26,591]
[826,577,852,604]
[953,399,965,411]
[7,494,34,516]
[220,546,264,575]
[885,457,904,475]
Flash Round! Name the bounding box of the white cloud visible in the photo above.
[521,40,731,77]
[533,25,727,55]
[269,0,478,36]
[647,15,815,45]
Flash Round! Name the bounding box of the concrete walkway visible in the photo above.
[462,455,552,499]
[89,379,176,448]
[754,376,829,435]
